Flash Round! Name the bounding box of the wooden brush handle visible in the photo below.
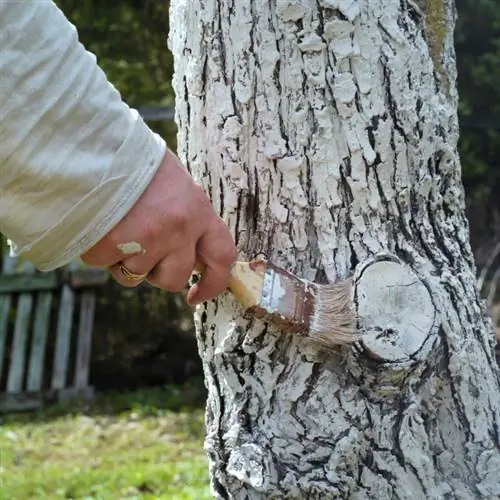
[227,260,267,309]
[195,259,268,309]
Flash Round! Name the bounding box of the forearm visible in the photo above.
[0,0,166,270]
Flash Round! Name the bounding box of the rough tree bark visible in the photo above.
[169,0,500,498]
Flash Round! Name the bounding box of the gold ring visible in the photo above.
[119,264,148,282]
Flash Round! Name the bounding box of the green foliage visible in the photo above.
[55,0,177,146]
[455,0,500,192]
[0,383,210,499]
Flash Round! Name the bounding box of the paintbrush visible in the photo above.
[199,257,360,348]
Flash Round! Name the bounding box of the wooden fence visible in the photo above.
[0,252,108,412]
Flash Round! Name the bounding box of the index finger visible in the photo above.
[186,220,237,305]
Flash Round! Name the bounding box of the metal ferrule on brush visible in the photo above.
[258,263,316,333]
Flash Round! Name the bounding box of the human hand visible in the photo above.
[81,149,237,305]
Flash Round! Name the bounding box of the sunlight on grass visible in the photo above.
[0,382,211,499]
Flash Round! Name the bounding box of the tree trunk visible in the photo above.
[169,0,500,498]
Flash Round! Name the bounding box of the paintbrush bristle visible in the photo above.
[250,261,360,348]
[308,278,360,346]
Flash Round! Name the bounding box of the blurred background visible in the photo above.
[1,1,500,498]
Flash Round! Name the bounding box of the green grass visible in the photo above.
[0,381,212,499]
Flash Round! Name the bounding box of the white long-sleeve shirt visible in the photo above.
[0,1,167,270]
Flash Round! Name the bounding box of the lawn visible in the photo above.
[0,381,212,499]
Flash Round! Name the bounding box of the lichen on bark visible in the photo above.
[413,0,452,90]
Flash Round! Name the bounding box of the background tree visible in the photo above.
[454,1,500,319]
[169,0,500,498]
[456,0,500,212]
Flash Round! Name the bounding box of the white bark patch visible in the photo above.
[227,443,275,492]
[277,1,309,22]
[355,256,436,362]
[320,0,361,21]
